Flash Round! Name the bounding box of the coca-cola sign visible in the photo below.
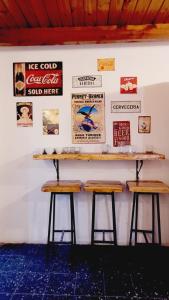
[13,62,63,96]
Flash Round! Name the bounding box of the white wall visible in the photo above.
[0,42,169,245]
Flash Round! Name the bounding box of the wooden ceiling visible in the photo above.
[0,0,169,46]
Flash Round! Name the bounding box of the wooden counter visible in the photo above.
[33,152,165,161]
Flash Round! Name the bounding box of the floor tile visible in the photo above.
[45,272,76,295]
[0,293,12,300]
[11,294,42,299]
[0,272,23,293]
[43,296,76,300]
[15,272,48,294]
[1,256,28,272]
[75,270,104,297]
[132,270,169,298]
[104,270,134,297]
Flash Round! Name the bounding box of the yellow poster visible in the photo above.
[72,93,105,144]
[97,58,115,71]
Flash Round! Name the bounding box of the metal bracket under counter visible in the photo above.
[136,160,143,181]
[53,157,144,182]
[53,159,59,181]
[33,152,165,182]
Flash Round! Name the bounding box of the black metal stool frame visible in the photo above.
[129,192,161,245]
[47,192,76,245]
[91,191,117,245]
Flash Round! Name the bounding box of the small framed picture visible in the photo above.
[138,116,151,133]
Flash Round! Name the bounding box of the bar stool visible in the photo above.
[83,180,123,245]
[127,180,169,245]
[41,180,82,245]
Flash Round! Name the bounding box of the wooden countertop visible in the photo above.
[33,152,165,161]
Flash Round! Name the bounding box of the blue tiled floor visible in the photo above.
[0,244,169,299]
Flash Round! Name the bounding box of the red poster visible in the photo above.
[120,77,137,94]
[13,62,63,96]
[113,121,131,147]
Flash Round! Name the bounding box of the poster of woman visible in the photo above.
[16,102,33,127]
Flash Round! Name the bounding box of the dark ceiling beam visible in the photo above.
[0,24,169,46]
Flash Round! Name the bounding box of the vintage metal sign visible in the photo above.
[42,109,59,135]
[120,77,137,94]
[113,121,131,147]
[72,75,102,88]
[16,102,33,127]
[72,92,105,144]
[13,62,63,96]
[111,101,141,113]
[138,116,151,133]
[97,58,115,71]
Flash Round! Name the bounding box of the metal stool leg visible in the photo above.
[52,193,56,242]
[47,192,54,244]
[91,192,96,245]
[111,192,117,245]
[70,193,73,244]
[152,194,155,244]
[156,193,161,245]
[135,193,139,245]
[70,192,76,245]
[129,192,136,245]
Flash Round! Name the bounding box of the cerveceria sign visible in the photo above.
[13,62,63,96]
[111,101,141,113]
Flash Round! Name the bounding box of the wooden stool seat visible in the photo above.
[84,180,123,245]
[127,180,169,246]
[42,180,82,245]
[83,180,123,193]
[41,180,81,193]
[127,180,169,193]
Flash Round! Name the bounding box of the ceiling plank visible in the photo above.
[16,0,39,27]
[142,0,165,23]
[2,0,28,27]
[108,0,124,25]
[70,0,84,26]
[84,0,97,26]
[97,0,111,25]
[0,24,169,46]
[0,15,8,28]
[154,0,169,23]
[57,0,72,26]
[0,0,18,28]
[130,0,152,25]
[43,0,62,27]
[30,0,50,27]
[119,0,138,25]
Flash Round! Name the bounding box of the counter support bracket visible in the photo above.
[53,159,59,181]
[136,160,143,181]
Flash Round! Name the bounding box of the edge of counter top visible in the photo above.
[32,152,165,161]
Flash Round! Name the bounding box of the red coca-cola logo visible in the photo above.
[26,73,59,85]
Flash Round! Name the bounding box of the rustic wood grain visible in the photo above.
[29,0,50,27]
[43,0,62,27]
[41,180,82,193]
[57,0,73,26]
[0,0,169,45]
[97,0,110,26]
[127,180,169,193]
[16,0,39,27]
[1,24,169,46]
[33,152,165,161]
[83,180,123,193]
